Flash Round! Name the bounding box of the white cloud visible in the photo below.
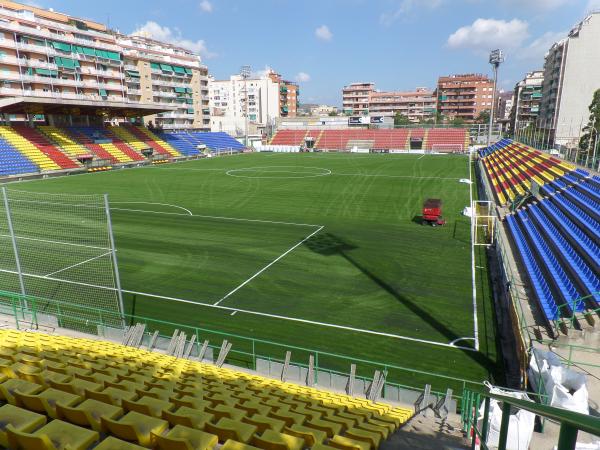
[131,21,217,59]
[516,30,565,61]
[295,72,311,82]
[199,0,213,13]
[315,25,333,41]
[447,18,529,52]
[380,0,444,26]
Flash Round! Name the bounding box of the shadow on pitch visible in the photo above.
[303,232,497,371]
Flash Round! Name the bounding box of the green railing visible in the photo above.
[462,387,600,450]
[0,289,484,401]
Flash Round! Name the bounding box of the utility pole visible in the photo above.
[487,49,504,146]
[240,65,251,147]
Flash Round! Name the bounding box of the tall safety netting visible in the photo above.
[0,187,123,332]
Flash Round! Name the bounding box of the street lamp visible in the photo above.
[487,49,504,146]
[240,65,251,147]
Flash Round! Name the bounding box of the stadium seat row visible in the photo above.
[479,139,600,332]
[0,329,412,449]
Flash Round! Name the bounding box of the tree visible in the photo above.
[476,110,490,124]
[451,116,465,126]
[394,112,411,126]
[579,88,600,155]
[328,111,338,116]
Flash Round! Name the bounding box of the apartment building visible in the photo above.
[436,74,495,122]
[268,71,298,118]
[368,87,436,122]
[0,1,209,129]
[209,72,280,136]
[538,12,600,146]
[117,34,210,131]
[209,69,300,136]
[510,70,543,132]
[342,82,375,115]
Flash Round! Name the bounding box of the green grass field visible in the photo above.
[0,153,501,393]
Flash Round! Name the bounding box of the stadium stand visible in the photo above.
[156,133,200,156]
[108,125,173,158]
[0,126,64,172]
[479,139,600,331]
[36,126,92,163]
[8,125,80,170]
[187,132,245,153]
[0,328,411,449]
[69,126,145,163]
[0,137,39,176]
[268,128,468,152]
[123,125,181,157]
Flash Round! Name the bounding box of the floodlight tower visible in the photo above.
[240,65,251,147]
[487,49,504,146]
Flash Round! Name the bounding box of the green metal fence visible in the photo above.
[461,387,600,450]
[0,289,484,402]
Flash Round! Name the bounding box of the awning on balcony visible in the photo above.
[52,41,72,52]
[126,70,140,78]
[150,62,161,70]
[35,68,58,77]
[174,87,186,93]
[54,57,80,69]
[173,66,186,74]
[185,88,193,94]
[160,64,173,72]
[184,68,193,75]
[99,89,108,97]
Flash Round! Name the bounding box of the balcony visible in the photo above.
[153,91,178,98]
[0,86,126,102]
[0,54,57,70]
[127,88,141,95]
[158,112,193,119]
[0,22,120,52]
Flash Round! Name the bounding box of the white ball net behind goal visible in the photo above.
[0,187,123,332]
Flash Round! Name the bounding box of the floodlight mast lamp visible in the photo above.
[240,65,251,147]
[487,49,504,146]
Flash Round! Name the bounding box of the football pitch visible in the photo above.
[1,152,501,392]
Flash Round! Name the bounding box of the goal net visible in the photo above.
[472,200,495,246]
[0,187,123,332]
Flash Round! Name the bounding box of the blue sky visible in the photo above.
[28,0,600,105]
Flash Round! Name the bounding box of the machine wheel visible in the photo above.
[431,222,437,227]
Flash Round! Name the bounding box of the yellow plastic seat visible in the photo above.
[268,409,305,427]
[207,403,246,421]
[48,377,102,396]
[85,386,137,406]
[101,411,168,447]
[304,418,343,438]
[242,413,286,434]
[6,419,99,450]
[344,427,381,449]
[251,429,303,450]
[94,436,146,449]
[204,417,257,444]
[329,435,370,450]
[221,439,262,450]
[151,424,218,450]
[14,388,81,418]
[284,424,327,447]
[0,404,46,448]
[162,406,214,429]
[0,378,43,404]
[122,396,173,418]
[56,398,123,432]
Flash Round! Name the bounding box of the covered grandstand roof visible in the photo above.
[0,96,177,117]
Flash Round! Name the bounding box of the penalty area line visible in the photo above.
[213,225,325,306]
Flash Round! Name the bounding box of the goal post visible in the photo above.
[0,187,124,332]
[472,200,495,246]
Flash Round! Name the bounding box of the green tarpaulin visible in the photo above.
[83,47,96,56]
[35,68,58,77]
[105,51,120,61]
[174,87,186,93]
[160,64,173,72]
[99,89,107,97]
[126,70,140,78]
[185,88,193,93]
[186,99,193,104]
[95,50,109,59]
[187,108,194,114]
[52,41,72,52]
[173,66,186,74]
[150,62,160,70]
[184,68,193,75]
[55,57,79,69]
